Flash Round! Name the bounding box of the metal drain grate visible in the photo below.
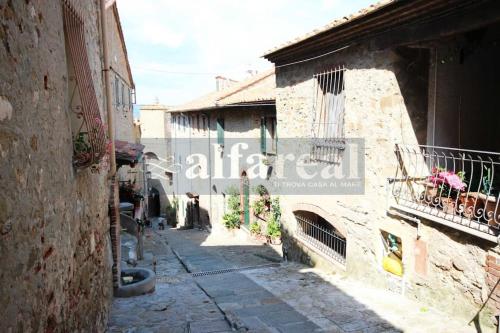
[191,263,280,277]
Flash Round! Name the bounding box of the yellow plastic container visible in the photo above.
[382,255,403,276]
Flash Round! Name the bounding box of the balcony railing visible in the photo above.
[390,144,500,241]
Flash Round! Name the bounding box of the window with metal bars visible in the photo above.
[295,212,346,264]
[63,0,107,170]
[311,66,346,162]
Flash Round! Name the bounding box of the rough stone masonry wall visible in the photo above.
[0,1,112,332]
[275,43,498,330]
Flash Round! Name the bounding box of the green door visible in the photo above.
[242,175,250,226]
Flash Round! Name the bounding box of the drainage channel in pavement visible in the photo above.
[191,262,281,277]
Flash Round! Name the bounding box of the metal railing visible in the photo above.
[391,144,500,238]
[63,1,107,169]
[296,214,346,264]
[310,66,346,163]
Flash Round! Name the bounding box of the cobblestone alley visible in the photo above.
[107,226,477,333]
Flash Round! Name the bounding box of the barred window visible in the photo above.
[312,66,345,139]
[63,0,106,169]
[311,66,346,163]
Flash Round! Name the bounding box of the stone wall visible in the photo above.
[0,1,112,331]
[275,43,499,330]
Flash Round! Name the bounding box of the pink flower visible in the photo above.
[428,170,466,191]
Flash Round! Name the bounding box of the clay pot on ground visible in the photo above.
[268,237,282,245]
[459,192,483,219]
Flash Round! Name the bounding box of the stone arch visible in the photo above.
[240,170,250,226]
[144,151,159,160]
[292,203,347,238]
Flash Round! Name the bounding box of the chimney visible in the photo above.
[215,76,237,91]
[246,69,258,77]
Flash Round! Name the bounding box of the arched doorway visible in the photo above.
[294,210,346,264]
[241,171,250,227]
[148,187,160,217]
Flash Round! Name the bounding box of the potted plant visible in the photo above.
[266,197,282,244]
[427,168,466,215]
[222,187,242,233]
[249,221,261,235]
[222,210,241,232]
[477,167,499,226]
[460,191,483,219]
[266,216,281,245]
[251,198,266,218]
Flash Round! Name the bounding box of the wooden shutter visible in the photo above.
[217,118,224,145]
[260,117,266,153]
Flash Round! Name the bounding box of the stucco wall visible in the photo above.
[0,1,112,331]
[171,107,275,231]
[275,44,498,329]
[140,105,172,214]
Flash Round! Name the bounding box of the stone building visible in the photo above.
[264,0,500,330]
[139,104,172,216]
[169,70,276,231]
[0,1,133,331]
[106,4,138,186]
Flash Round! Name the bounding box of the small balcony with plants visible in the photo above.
[389,144,500,242]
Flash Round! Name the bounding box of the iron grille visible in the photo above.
[63,0,107,169]
[310,66,346,163]
[296,214,346,264]
[391,144,500,238]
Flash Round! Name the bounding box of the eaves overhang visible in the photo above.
[263,0,496,64]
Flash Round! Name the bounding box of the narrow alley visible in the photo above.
[108,224,476,333]
[3,1,500,332]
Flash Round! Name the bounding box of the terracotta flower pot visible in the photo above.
[420,182,438,205]
[478,193,499,227]
[440,197,457,215]
[459,192,483,219]
[268,237,282,245]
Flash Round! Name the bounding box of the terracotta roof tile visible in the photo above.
[170,68,275,112]
[263,0,394,57]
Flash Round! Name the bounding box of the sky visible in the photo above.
[116,0,375,113]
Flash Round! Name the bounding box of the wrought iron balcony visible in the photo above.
[389,144,500,242]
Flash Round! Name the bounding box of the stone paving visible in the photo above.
[108,226,477,333]
[243,264,477,333]
[107,228,233,333]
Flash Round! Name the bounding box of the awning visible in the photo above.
[115,140,145,167]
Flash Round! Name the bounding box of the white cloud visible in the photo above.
[141,22,185,48]
[116,0,375,105]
